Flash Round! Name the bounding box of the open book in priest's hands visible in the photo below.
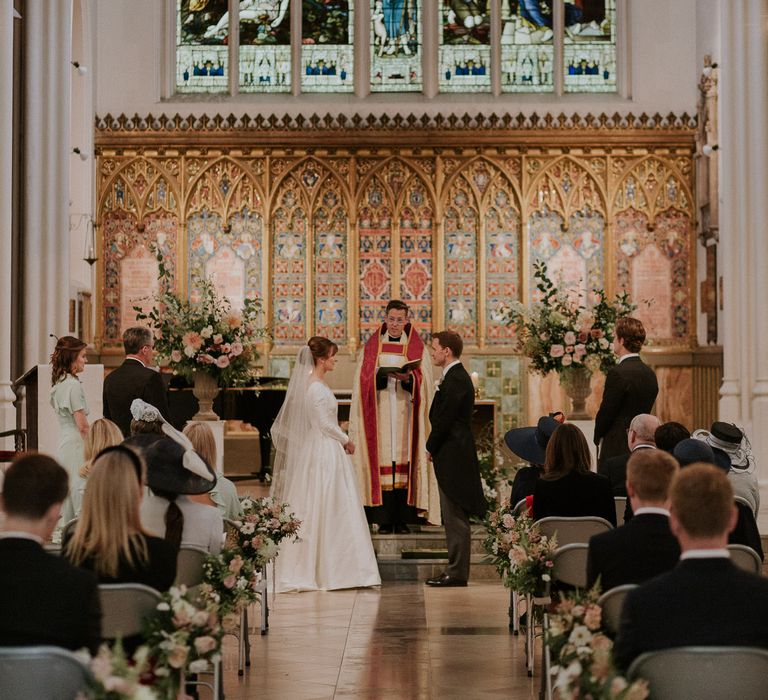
[377,357,422,375]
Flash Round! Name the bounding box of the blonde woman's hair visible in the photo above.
[183,422,217,469]
[65,446,149,579]
[79,418,124,478]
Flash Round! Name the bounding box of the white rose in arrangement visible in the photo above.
[568,625,593,647]
[201,326,214,339]
[189,659,210,674]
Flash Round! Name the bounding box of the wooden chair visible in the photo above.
[597,583,638,636]
[628,646,768,700]
[0,646,91,700]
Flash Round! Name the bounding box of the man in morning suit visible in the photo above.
[587,449,680,592]
[594,317,658,467]
[598,413,659,496]
[103,326,170,436]
[613,463,768,670]
[0,454,101,652]
[425,331,487,587]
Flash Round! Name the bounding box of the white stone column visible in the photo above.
[22,0,73,370]
[0,1,16,441]
[719,0,768,529]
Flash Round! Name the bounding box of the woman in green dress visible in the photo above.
[50,336,90,481]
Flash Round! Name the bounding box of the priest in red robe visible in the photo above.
[349,300,439,532]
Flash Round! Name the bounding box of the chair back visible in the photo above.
[176,545,210,587]
[99,583,162,640]
[0,646,91,700]
[734,495,752,511]
[224,517,241,550]
[727,544,762,575]
[551,543,589,588]
[511,498,528,516]
[628,646,768,700]
[614,497,627,526]
[61,517,78,544]
[536,516,613,547]
[597,584,638,636]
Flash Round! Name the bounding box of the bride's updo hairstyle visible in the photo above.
[308,336,338,364]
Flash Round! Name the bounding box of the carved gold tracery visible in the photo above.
[95,113,697,357]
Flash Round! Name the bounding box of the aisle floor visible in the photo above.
[216,580,539,700]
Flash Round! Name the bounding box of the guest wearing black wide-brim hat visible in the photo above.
[127,400,224,555]
[504,413,561,507]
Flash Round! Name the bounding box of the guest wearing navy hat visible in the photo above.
[504,413,562,507]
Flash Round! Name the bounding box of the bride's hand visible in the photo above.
[345,439,356,454]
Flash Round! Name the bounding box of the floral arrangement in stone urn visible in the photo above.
[134,251,269,420]
[500,261,635,419]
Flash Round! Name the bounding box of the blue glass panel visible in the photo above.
[176,0,229,93]
[370,0,423,93]
[563,0,617,93]
[239,0,292,92]
[439,0,491,93]
[500,0,554,93]
[302,1,354,93]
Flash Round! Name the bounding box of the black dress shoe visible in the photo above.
[377,524,393,534]
[425,573,468,587]
[394,524,411,534]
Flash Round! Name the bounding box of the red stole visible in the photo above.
[359,323,425,506]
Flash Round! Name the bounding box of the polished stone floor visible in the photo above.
[214,580,539,700]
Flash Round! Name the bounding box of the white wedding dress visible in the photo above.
[275,380,381,592]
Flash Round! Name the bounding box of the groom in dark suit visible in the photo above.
[425,331,487,587]
[103,326,170,436]
[594,317,658,467]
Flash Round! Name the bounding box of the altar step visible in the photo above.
[372,525,498,582]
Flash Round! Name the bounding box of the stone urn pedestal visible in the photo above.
[559,367,592,420]
[192,370,220,421]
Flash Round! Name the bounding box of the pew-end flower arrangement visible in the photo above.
[141,585,223,697]
[484,501,557,596]
[225,496,302,566]
[134,251,270,387]
[75,643,158,700]
[500,261,636,380]
[547,586,649,700]
[200,550,261,623]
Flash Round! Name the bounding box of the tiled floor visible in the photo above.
[214,580,539,700]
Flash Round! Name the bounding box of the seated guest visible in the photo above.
[532,423,616,525]
[140,436,223,554]
[504,413,562,507]
[614,463,768,670]
[64,445,176,592]
[672,438,762,559]
[693,421,759,517]
[0,454,100,652]
[184,422,243,521]
[654,421,690,454]
[60,417,123,524]
[587,449,680,592]
[598,413,659,497]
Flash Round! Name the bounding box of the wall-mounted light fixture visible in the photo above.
[702,61,719,78]
[71,61,88,76]
[702,144,719,157]
[72,147,89,161]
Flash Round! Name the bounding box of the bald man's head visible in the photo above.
[629,414,660,447]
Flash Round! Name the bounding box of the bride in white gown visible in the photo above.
[271,337,381,592]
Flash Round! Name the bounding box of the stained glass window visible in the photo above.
[500,0,554,93]
[370,0,422,93]
[563,0,616,93]
[239,0,292,93]
[176,0,229,94]
[301,1,354,93]
[439,0,491,93]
